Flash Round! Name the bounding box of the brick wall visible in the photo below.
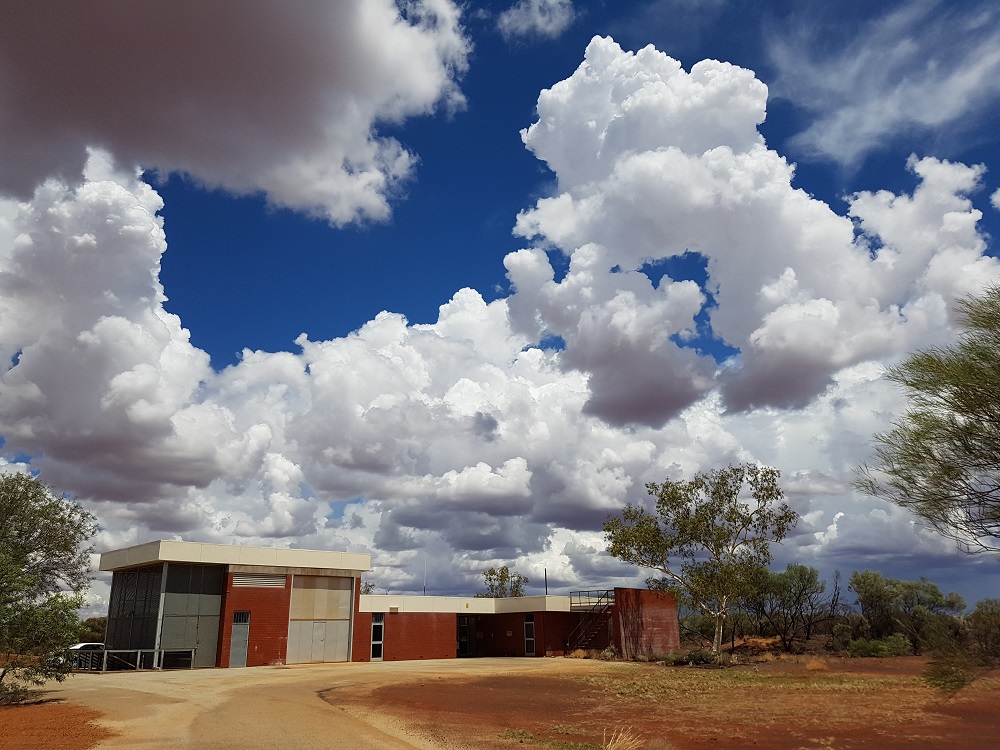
[538,611,595,655]
[476,612,530,656]
[612,587,680,659]
[382,612,456,660]
[218,574,292,667]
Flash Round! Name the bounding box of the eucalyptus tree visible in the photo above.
[604,464,797,653]
[479,565,527,598]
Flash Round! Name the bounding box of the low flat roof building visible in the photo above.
[100,540,370,668]
[100,541,679,669]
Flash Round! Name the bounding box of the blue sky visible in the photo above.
[2,0,1000,610]
[154,0,1000,366]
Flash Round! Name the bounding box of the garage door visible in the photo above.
[286,576,353,664]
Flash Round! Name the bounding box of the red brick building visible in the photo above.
[100,541,680,669]
[354,588,680,661]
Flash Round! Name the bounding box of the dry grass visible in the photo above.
[604,727,643,750]
[805,658,830,672]
[572,664,942,744]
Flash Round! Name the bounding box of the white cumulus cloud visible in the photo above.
[0,1,469,225]
[2,33,998,603]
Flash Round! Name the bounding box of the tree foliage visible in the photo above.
[0,473,97,704]
[478,565,527,598]
[742,564,832,652]
[848,570,964,654]
[855,285,1000,553]
[77,616,107,643]
[604,464,797,653]
[924,598,1000,697]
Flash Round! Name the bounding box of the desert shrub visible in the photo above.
[659,648,741,667]
[847,634,910,657]
[804,658,829,672]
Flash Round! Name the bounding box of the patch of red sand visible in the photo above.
[346,659,1000,750]
[0,701,112,750]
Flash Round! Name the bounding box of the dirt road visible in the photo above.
[48,658,604,749]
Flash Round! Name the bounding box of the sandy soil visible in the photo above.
[346,657,1000,749]
[0,701,112,750]
[1,657,997,749]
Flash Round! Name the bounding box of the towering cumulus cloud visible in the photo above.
[510,37,999,420]
[1,28,998,599]
[0,1,468,224]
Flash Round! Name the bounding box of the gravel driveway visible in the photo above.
[50,658,599,749]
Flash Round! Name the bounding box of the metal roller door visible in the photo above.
[286,576,353,663]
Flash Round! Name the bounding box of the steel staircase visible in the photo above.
[567,589,615,651]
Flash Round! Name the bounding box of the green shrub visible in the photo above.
[847,634,910,657]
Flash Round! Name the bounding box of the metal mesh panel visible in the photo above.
[106,565,162,650]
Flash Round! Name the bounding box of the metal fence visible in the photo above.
[72,648,196,672]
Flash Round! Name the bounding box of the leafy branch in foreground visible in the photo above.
[855,285,1000,553]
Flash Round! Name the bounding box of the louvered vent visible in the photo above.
[233,573,286,587]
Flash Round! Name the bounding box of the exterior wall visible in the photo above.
[161,563,225,668]
[217,573,292,667]
[349,609,598,660]
[351,578,372,663]
[381,612,457,661]
[477,612,532,657]
[612,587,680,659]
[537,611,592,655]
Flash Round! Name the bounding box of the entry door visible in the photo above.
[230,611,250,668]
[457,616,475,657]
[371,613,384,661]
[524,614,535,656]
[310,621,327,662]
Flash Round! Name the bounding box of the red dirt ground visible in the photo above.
[0,701,113,750]
[339,657,1000,750]
[3,657,998,749]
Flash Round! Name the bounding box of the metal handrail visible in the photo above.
[569,589,615,610]
[73,648,197,672]
[566,589,615,649]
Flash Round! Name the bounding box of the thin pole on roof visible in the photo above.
[423,553,426,596]
[544,567,548,595]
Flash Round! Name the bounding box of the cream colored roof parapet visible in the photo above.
[99,540,371,573]
[358,594,572,614]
